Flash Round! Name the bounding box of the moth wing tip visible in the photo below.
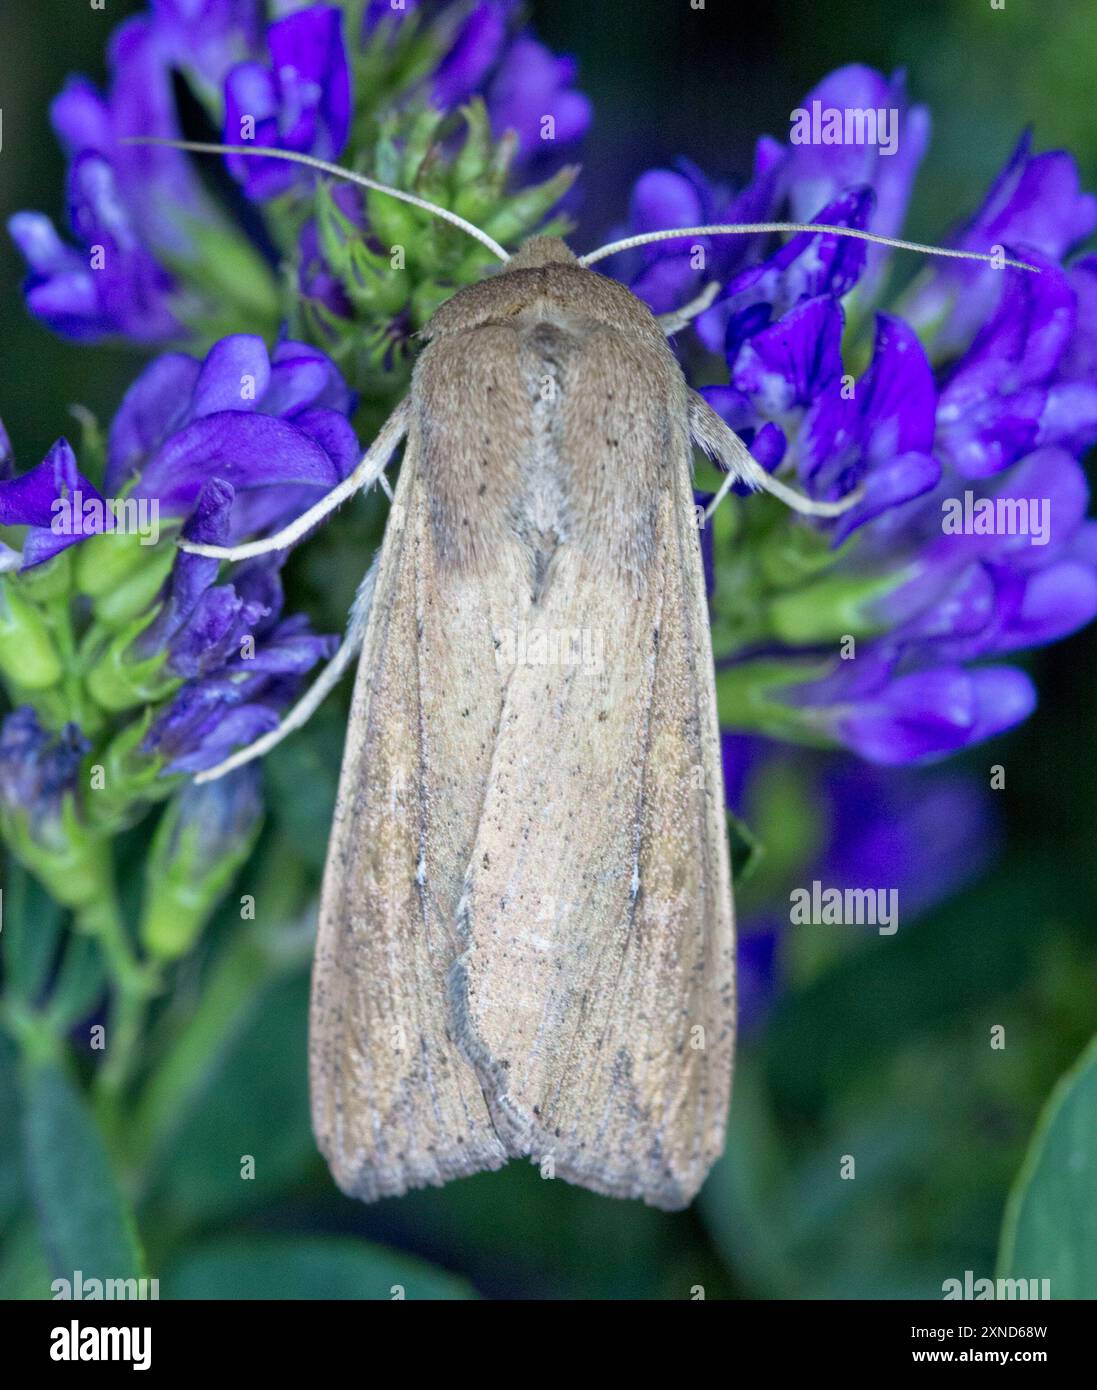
[321,1143,510,1204]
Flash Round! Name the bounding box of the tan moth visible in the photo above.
[131,139,1037,1209]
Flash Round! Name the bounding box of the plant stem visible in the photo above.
[127,925,291,1182]
[79,886,159,1112]
[45,595,88,729]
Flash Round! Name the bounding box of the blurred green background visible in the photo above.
[1,0,1095,1299]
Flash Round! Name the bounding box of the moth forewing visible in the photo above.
[446,264,734,1207]
[312,237,735,1207]
[309,403,513,1200]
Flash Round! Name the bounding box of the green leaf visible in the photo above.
[764,866,1054,1112]
[140,970,315,1227]
[998,1032,1097,1296]
[163,1236,475,1300]
[0,1218,51,1300]
[1,864,64,1004]
[0,1035,23,1225]
[44,935,106,1030]
[383,1159,713,1299]
[20,1058,142,1282]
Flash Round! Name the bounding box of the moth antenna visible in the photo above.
[580,224,1042,274]
[121,137,511,264]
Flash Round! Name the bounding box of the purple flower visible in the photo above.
[696,187,874,356]
[10,156,178,343]
[904,131,1097,359]
[736,926,780,1033]
[358,0,591,169]
[486,35,592,169]
[1062,256,1097,380]
[878,447,1097,656]
[818,763,998,918]
[722,735,998,1024]
[223,6,351,200]
[935,253,1097,479]
[108,333,358,542]
[781,65,930,303]
[617,64,925,325]
[135,479,272,679]
[799,312,941,538]
[0,437,104,570]
[794,658,1037,765]
[144,531,336,770]
[8,16,222,342]
[93,333,355,771]
[431,0,508,109]
[0,708,88,838]
[617,150,782,316]
[2,330,355,773]
[145,608,337,772]
[149,0,263,88]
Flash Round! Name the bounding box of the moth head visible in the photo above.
[506,237,578,270]
[422,232,661,342]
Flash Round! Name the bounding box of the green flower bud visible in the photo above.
[716,657,836,745]
[83,614,179,713]
[482,165,579,246]
[0,578,62,691]
[141,768,263,960]
[366,186,425,268]
[347,240,411,318]
[84,710,178,836]
[399,106,447,187]
[75,529,175,629]
[0,707,106,910]
[452,101,493,189]
[764,571,902,645]
[17,549,74,604]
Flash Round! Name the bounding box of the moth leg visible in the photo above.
[179,397,411,561]
[657,281,721,335]
[688,390,861,519]
[193,563,378,785]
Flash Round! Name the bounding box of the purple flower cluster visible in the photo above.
[364,1,590,171]
[7,15,215,340]
[623,65,1097,765]
[0,334,354,771]
[8,2,590,341]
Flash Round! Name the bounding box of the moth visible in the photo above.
[136,138,1035,1209]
